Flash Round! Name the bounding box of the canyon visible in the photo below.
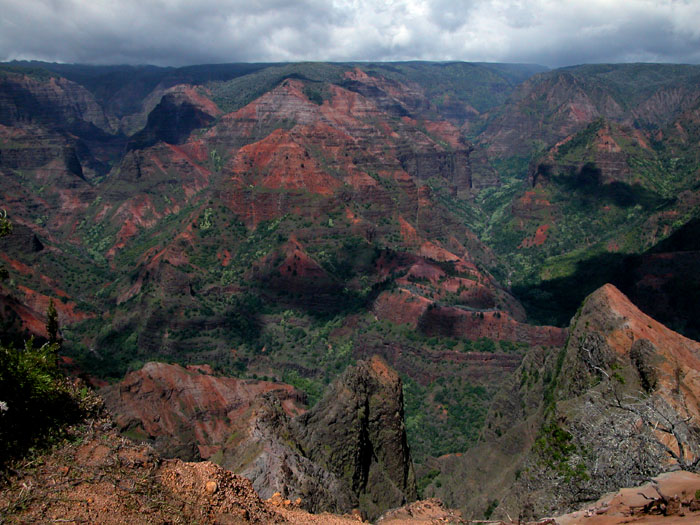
[2,60,700,522]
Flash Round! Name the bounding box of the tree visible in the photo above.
[46,298,62,348]
[0,209,11,238]
[567,373,700,496]
[0,209,11,280]
[605,385,700,472]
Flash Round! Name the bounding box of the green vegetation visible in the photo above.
[533,422,589,481]
[484,499,500,519]
[404,374,491,458]
[302,82,332,105]
[556,63,700,112]
[209,62,346,114]
[282,369,324,407]
[362,61,547,115]
[416,469,440,497]
[554,119,604,160]
[0,338,85,465]
[0,210,10,280]
[0,64,56,81]
[473,112,700,327]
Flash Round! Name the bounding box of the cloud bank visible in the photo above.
[1,0,699,67]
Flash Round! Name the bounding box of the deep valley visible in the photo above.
[2,59,700,522]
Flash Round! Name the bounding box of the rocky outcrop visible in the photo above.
[221,393,355,514]
[425,284,700,521]
[1,401,457,524]
[511,285,700,517]
[373,287,565,347]
[294,356,418,520]
[559,284,700,404]
[102,358,417,520]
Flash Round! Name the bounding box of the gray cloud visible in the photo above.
[1,0,699,66]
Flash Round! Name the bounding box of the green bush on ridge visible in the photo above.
[0,338,86,466]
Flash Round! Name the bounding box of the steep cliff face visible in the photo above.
[102,358,417,519]
[209,76,476,208]
[101,363,356,512]
[221,393,356,514]
[556,284,700,413]
[0,72,125,269]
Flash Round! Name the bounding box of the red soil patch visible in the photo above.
[373,289,432,328]
[399,216,421,245]
[368,355,397,383]
[519,224,550,248]
[401,116,419,127]
[0,254,34,276]
[418,241,460,262]
[423,120,463,149]
[171,85,222,117]
[422,305,568,347]
[568,102,597,123]
[107,195,162,258]
[516,190,551,208]
[263,238,331,286]
[180,139,211,164]
[231,128,341,196]
[402,259,444,283]
[17,284,94,325]
[557,471,700,525]
[607,240,621,252]
[595,127,622,152]
[577,284,700,420]
[217,249,231,267]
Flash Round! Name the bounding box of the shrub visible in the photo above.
[0,338,84,466]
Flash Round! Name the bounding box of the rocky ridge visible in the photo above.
[102,357,417,520]
[423,284,700,520]
[0,407,454,524]
[5,414,700,525]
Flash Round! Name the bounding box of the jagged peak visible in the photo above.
[575,283,700,359]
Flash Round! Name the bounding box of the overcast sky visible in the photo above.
[2,0,699,67]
